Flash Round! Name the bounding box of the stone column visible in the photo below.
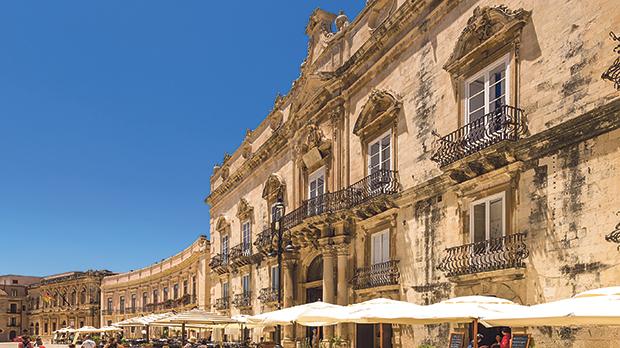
[282,253,298,347]
[335,242,349,339]
[320,239,336,340]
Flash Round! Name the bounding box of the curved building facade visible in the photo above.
[100,236,210,329]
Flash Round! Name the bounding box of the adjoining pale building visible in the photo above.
[0,275,42,342]
[206,1,620,347]
[100,235,210,337]
[26,270,112,341]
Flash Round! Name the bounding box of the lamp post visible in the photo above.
[269,197,294,347]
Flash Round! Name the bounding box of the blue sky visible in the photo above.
[0,1,364,276]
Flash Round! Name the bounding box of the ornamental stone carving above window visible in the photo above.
[353,89,401,139]
[262,173,286,201]
[443,5,531,77]
[236,198,254,222]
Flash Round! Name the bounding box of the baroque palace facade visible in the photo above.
[0,275,42,341]
[206,0,620,347]
[100,236,210,334]
[26,270,112,341]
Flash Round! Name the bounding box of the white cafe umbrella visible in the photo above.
[151,309,239,326]
[481,286,620,327]
[298,298,425,325]
[99,326,122,332]
[417,296,526,324]
[248,301,345,327]
[75,326,101,333]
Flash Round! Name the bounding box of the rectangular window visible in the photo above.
[470,192,506,244]
[270,266,280,290]
[308,167,325,215]
[242,221,252,255]
[222,235,229,263]
[271,204,283,223]
[119,296,125,313]
[163,287,169,301]
[173,284,179,299]
[192,276,197,296]
[142,292,148,309]
[9,303,17,313]
[153,290,158,304]
[242,274,251,296]
[52,322,57,332]
[183,280,188,296]
[370,230,390,265]
[44,323,48,334]
[222,282,229,299]
[107,298,112,313]
[368,131,391,174]
[131,294,136,311]
[11,289,17,297]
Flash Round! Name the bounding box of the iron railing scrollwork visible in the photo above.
[438,233,529,277]
[214,297,229,311]
[431,105,525,167]
[605,221,620,250]
[258,287,278,304]
[351,260,400,290]
[229,243,253,266]
[232,292,252,308]
[602,32,620,90]
[209,253,229,272]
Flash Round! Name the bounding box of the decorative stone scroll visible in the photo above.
[367,0,397,31]
[601,32,620,90]
[236,198,254,222]
[443,5,531,76]
[353,89,401,138]
[215,216,230,232]
[262,173,286,201]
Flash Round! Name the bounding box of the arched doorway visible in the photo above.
[9,330,17,341]
[304,256,323,344]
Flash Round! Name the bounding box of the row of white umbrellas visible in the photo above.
[54,326,122,334]
[246,286,620,328]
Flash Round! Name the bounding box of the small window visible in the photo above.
[131,294,137,310]
[370,230,390,265]
[142,292,148,308]
[466,55,510,124]
[107,298,113,313]
[368,131,391,174]
[270,266,280,290]
[173,284,179,299]
[192,275,197,296]
[163,287,169,301]
[12,280,18,284]
[308,167,326,215]
[242,274,251,296]
[242,221,252,255]
[221,235,229,263]
[183,280,188,296]
[153,289,159,304]
[222,282,229,299]
[470,192,505,244]
[119,296,125,312]
[11,289,17,297]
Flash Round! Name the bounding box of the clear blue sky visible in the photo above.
[0,1,364,276]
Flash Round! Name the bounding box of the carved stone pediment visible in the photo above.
[444,5,531,76]
[262,173,286,201]
[294,123,332,171]
[236,198,254,221]
[353,89,401,138]
[215,216,230,232]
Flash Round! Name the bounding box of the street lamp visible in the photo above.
[268,197,294,347]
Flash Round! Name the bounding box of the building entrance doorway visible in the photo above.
[356,323,392,348]
[304,256,323,345]
[9,330,17,341]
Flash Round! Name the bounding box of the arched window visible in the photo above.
[306,256,323,282]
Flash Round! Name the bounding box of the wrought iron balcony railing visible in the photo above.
[351,260,400,290]
[232,292,252,308]
[214,297,230,311]
[258,287,278,304]
[431,105,525,167]
[229,243,253,267]
[209,253,229,274]
[254,170,399,254]
[438,233,529,277]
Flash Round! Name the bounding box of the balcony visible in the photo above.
[209,253,229,275]
[229,243,254,269]
[258,287,278,305]
[214,297,229,311]
[438,233,529,278]
[351,260,400,290]
[431,105,525,169]
[232,293,252,309]
[255,170,399,254]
